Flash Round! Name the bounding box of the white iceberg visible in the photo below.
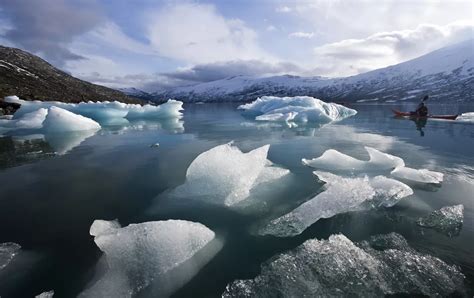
[4,96,184,122]
[42,107,101,132]
[81,219,221,297]
[302,146,404,172]
[391,166,443,184]
[14,108,48,129]
[0,242,21,270]
[238,96,357,124]
[223,233,466,297]
[168,143,290,207]
[259,171,413,237]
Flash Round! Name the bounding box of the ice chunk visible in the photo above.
[14,108,48,129]
[223,233,465,297]
[258,172,412,237]
[417,204,464,236]
[73,101,128,120]
[302,146,404,172]
[35,290,54,298]
[125,100,183,119]
[169,143,290,206]
[455,112,474,123]
[81,219,219,297]
[239,96,357,123]
[0,242,21,270]
[391,166,443,184]
[42,107,101,132]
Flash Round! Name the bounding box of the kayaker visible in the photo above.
[412,95,429,117]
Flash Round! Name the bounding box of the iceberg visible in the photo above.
[302,146,404,172]
[259,172,412,237]
[169,143,290,207]
[4,96,184,122]
[14,108,48,129]
[391,166,443,184]
[42,107,101,132]
[417,204,464,236]
[35,290,54,298]
[223,233,465,297]
[238,96,357,124]
[0,242,21,270]
[81,219,220,297]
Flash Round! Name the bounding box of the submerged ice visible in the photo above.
[169,143,290,207]
[223,233,465,297]
[417,204,464,236]
[0,242,21,270]
[259,172,413,237]
[81,219,218,297]
[238,96,357,124]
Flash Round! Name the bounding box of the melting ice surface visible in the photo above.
[238,96,357,124]
[302,146,404,172]
[0,243,21,270]
[303,146,443,184]
[417,204,464,237]
[259,172,413,237]
[168,143,290,207]
[223,233,465,297]
[81,219,220,297]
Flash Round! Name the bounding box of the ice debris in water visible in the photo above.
[81,219,217,297]
[391,166,444,184]
[0,242,21,270]
[5,96,183,121]
[417,204,464,236]
[35,290,54,298]
[303,147,443,184]
[259,172,413,237]
[238,96,357,124]
[42,107,101,132]
[302,146,404,172]
[223,233,465,297]
[169,143,290,206]
[456,112,474,123]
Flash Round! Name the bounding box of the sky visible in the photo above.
[0,0,472,91]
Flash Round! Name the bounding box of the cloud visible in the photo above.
[289,32,314,39]
[0,0,103,66]
[276,6,292,13]
[146,3,271,64]
[266,25,277,32]
[312,20,474,77]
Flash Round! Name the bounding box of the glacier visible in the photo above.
[80,219,221,297]
[258,172,413,237]
[238,96,357,124]
[223,233,465,297]
[168,143,290,207]
[417,204,464,237]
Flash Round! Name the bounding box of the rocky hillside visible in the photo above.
[145,39,473,103]
[0,46,142,104]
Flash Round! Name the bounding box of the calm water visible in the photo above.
[0,103,473,297]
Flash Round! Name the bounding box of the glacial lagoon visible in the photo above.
[0,102,473,297]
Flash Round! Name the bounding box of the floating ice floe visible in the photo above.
[390,166,443,184]
[302,146,404,172]
[35,290,54,298]
[456,112,474,123]
[238,96,357,124]
[303,147,443,184]
[417,204,464,237]
[0,242,21,270]
[81,219,221,297]
[223,233,465,297]
[258,172,413,237]
[169,143,290,207]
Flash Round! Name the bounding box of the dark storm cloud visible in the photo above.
[0,0,102,65]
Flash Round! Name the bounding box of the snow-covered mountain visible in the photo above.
[146,39,473,103]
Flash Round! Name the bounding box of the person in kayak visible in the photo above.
[411,95,429,117]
